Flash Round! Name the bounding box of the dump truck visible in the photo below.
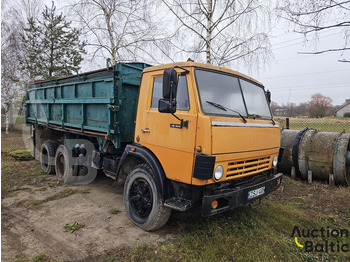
[26,61,283,231]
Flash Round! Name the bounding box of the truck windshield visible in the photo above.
[195,69,272,119]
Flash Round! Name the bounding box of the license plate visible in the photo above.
[248,186,265,200]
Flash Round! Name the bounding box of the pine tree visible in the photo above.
[20,17,42,81]
[20,2,86,80]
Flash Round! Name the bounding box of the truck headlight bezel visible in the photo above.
[214,165,224,180]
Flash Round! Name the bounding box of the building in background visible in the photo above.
[335,99,350,117]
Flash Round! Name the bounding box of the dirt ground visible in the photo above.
[1,128,176,262]
[1,176,176,262]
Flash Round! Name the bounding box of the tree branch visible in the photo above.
[298,47,350,54]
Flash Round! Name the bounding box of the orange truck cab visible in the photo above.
[119,62,282,229]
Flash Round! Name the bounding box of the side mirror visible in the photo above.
[265,90,271,104]
[163,69,178,100]
[159,69,178,114]
[158,99,176,113]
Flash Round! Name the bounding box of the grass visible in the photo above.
[15,253,48,262]
[288,122,349,133]
[22,188,78,208]
[1,114,25,125]
[21,188,93,208]
[1,153,52,198]
[109,208,120,215]
[1,152,47,198]
[1,128,61,198]
[64,222,85,233]
[97,177,350,262]
[275,117,350,133]
[9,150,34,161]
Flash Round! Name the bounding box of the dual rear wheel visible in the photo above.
[54,144,78,184]
[39,141,85,183]
[40,140,60,175]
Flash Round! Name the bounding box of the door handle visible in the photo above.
[141,129,150,133]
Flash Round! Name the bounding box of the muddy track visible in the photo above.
[1,177,176,261]
[2,207,86,260]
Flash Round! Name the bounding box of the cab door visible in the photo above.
[135,70,197,184]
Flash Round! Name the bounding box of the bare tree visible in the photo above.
[69,0,166,66]
[162,0,273,69]
[277,0,350,61]
[2,1,23,133]
[18,0,43,81]
[308,93,333,118]
[1,0,42,133]
[19,0,43,20]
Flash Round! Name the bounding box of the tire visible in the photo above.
[54,144,78,184]
[40,140,60,174]
[124,164,171,231]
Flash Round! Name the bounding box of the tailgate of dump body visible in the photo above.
[25,63,150,147]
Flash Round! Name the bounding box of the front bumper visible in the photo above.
[202,173,283,216]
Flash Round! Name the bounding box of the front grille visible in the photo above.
[226,156,271,178]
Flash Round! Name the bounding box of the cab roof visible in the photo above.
[143,61,264,87]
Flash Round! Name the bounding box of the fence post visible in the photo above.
[308,170,312,184]
[291,166,296,180]
[329,174,335,188]
[286,117,290,129]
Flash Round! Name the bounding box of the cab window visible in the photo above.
[151,75,190,111]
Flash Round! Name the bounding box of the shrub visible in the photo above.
[8,150,33,161]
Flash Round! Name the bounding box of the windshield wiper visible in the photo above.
[206,101,247,123]
[248,113,275,125]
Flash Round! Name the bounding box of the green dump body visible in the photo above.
[26,63,150,148]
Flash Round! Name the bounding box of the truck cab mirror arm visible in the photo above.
[158,99,188,129]
[171,112,189,129]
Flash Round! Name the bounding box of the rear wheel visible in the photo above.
[40,140,60,174]
[124,164,171,231]
[55,144,77,184]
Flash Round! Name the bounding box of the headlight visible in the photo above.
[272,156,278,167]
[214,165,224,180]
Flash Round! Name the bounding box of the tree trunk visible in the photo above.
[102,2,117,65]
[5,105,10,135]
[9,104,14,132]
[206,0,213,64]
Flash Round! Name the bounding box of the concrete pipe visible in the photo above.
[279,129,350,185]
[332,133,350,185]
[297,129,316,180]
[279,128,313,178]
[301,132,349,184]
[278,129,300,175]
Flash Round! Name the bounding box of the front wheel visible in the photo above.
[124,164,171,231]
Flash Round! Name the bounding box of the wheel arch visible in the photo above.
[116,144,173,201]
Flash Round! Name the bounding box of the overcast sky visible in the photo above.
[241,23,349,107]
